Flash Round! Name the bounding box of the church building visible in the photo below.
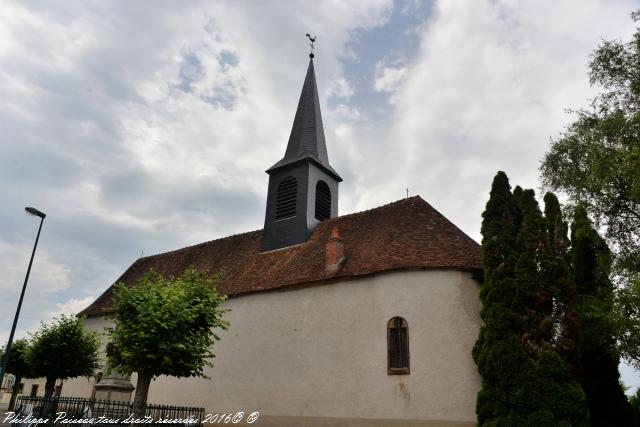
[62,52,483,426]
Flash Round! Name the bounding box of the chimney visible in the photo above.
[325,227,345,273]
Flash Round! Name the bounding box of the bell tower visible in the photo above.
[262,51,342,251]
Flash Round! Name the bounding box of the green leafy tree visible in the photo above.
[539,14,640,421]
[106,268,229,417]
[540,11,640,280]
[615,277,640,368]
[28,315,100,397]
[1,339,32,410]
[572,205,635,426]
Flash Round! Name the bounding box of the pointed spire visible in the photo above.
[267,57,342,181]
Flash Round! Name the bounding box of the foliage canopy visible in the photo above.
[29,315,100,396]
[1,338,31,380]
[541,10,640,386]
[540,12,640,278]
[107,268,228,415]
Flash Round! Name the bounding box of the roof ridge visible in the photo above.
[326,195,423,223]
[137,196,423,261]
[139,228,263,261]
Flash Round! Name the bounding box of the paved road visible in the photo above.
[0,401,9,412]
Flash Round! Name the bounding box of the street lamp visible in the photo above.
[0,207,46,384]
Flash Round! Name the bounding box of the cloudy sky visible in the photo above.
[1,0,639,390]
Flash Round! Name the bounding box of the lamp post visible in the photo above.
[0,207,46,384]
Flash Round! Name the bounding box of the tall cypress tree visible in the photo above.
[514,189,550,355]
[543,193,579,368]
[572,206,635,426]
[511,190,588,426]
[475,173,588,426]
[473,171,529,425]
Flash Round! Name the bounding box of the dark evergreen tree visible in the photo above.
[514,189,550,356]
[474,172,589,426]
[512,189,588,426]
[473,171,526,425]
[572,205,635,426]
[543,193,579,369]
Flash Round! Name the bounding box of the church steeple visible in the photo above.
[266,58,341,181]
[262,52,341,251]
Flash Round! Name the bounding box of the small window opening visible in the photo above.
[387,317,409,374]
[275,177,297,220]
[315,181,331,221]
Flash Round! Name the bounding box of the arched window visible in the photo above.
[315,180,331,221]
[387,317,409,374]
[275,176,297,220]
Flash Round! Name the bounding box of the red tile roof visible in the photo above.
[80,196,481,317]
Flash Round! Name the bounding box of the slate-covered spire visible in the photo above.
[262,52,342,251]
[266,57,342,181]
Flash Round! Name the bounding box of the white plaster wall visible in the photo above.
[64,269,481,423]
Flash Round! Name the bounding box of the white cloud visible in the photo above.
[332,104,361,121]
[52,296,97,318]
[0,241,74,343]
[327,77,355,99]
[0,242,70,296]
[0,0,393,344]
[374,62,408,92]
[369,0,638,240]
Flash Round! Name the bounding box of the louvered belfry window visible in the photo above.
[388,317,409,374]
[275,176,297,220]
[315,180,331,221]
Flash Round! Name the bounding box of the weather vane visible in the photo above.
[306,33,316,58]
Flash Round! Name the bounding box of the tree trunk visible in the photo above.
[8,375,21,410]
[132,373,152,418]
[44,377,56,397]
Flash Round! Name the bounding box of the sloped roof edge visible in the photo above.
[80,196,482,318]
